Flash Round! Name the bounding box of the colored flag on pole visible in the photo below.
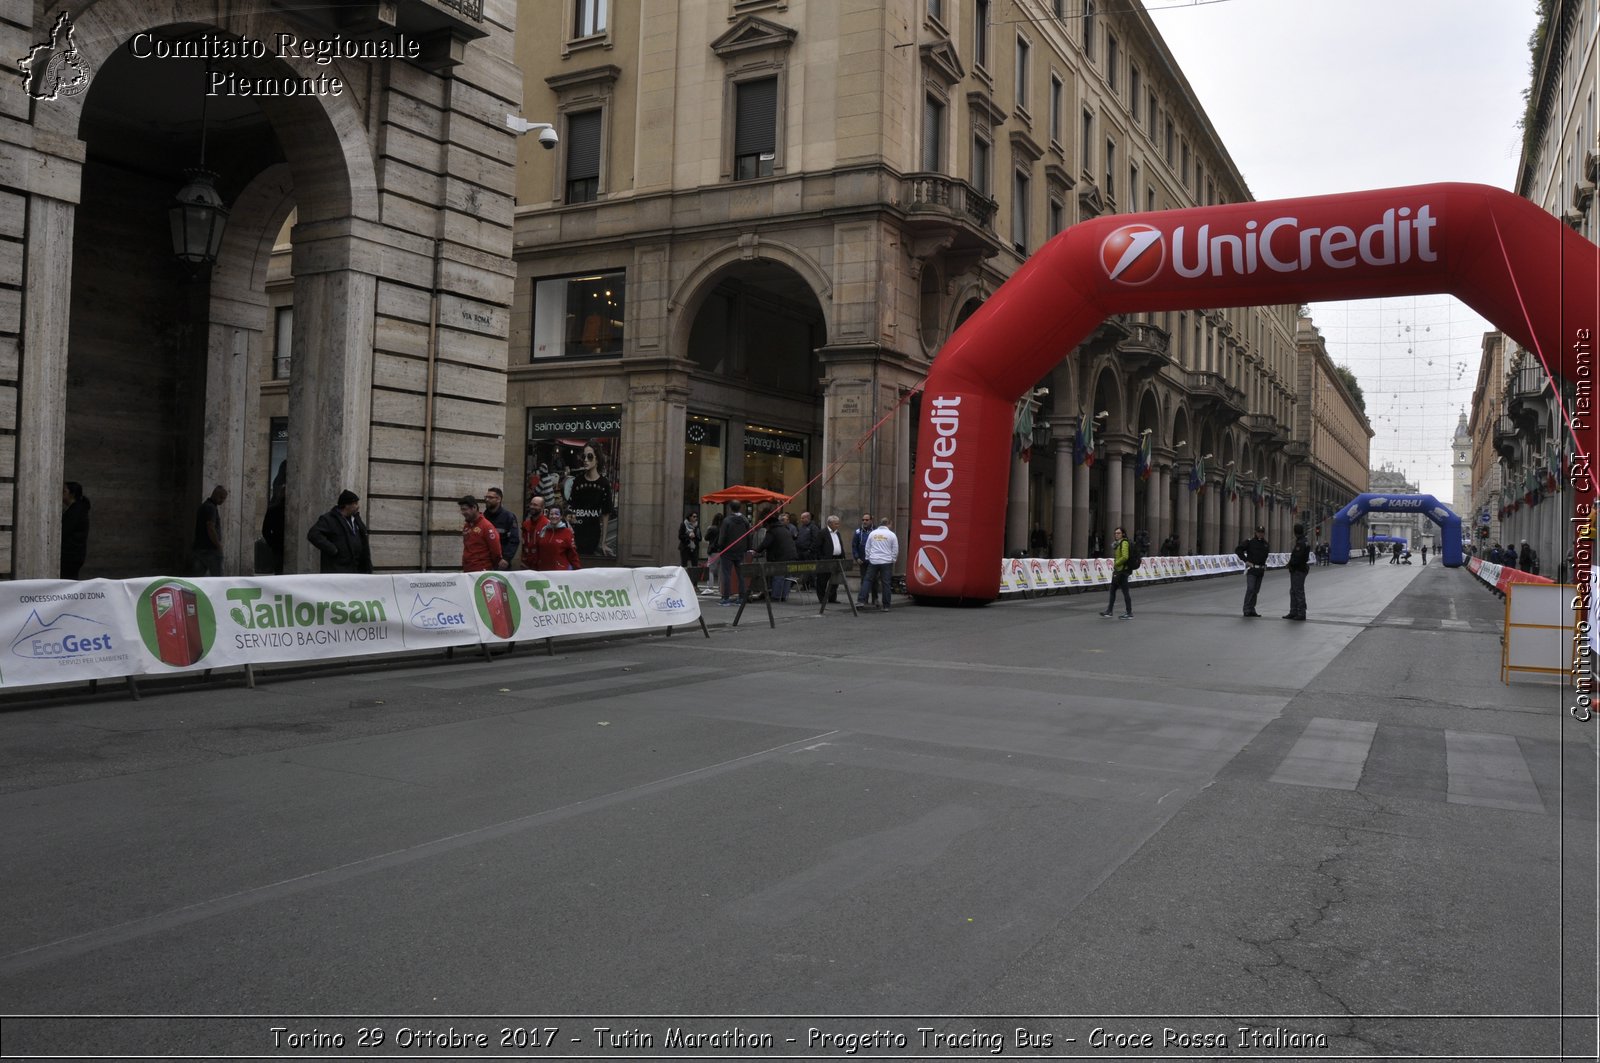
[1074,415,1096,467]
[1136,432,1152,481]
[1225,466,1237,501]
[1188,455,1205,494]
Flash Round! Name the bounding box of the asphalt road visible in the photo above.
[0,562,1594,1060]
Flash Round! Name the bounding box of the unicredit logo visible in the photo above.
[914,545,949,586]
[1101,223,1165,285]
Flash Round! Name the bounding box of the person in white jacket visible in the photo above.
[857,518,900,611]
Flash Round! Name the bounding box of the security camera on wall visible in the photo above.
[506,114,559,149]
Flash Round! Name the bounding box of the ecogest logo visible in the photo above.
[408,592,470,631]
[643,579,688,614]
[1102,205,1438,286]
[10,607,114,660]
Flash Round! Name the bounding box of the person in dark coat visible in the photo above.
[483,487,519,569]
[61,481,89,579]
[1519,540,1537,574]
[306,489,374,574]
[678,511,702,579]
[758,511,799,601]
[261,483,286,574]
[1283,523,1311,621]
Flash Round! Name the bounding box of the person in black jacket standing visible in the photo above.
[716,502,752,606]
[1237,525,1270,617]
[1283,523,1311,621]
[61,481,90,579]
[307,490,374,574]
[483,487,520,569]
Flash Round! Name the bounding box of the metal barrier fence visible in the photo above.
[686,559,863,628]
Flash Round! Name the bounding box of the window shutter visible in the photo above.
[566,111,602,180]
[734,78,778,157]
[922,98,942,171]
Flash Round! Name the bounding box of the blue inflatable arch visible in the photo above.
[1329,494,1463,566]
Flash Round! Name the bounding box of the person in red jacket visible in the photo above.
[520,493,549,569]
[532,506,581,571]
[459,494,501,572]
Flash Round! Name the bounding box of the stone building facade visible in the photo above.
[1493,0,1594,577]
[1468,330,1506,549]
[505,0,1317,569]
[1293,316,1374,552]
[1,0,521,579]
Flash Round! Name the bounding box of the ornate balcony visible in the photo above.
[1505,363,1550,435]
[271,0,489,69]
[1244,412,1277,440]
[903,173,998,230]
[900,172,1003,272]
[1185,370,1248,423]
[1285,440,1310,462]
[1114,321,1172,377]
[1492,415,1521,460]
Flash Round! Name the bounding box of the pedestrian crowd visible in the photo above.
[53,470,1424,634]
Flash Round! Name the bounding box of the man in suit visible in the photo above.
[815,514,848,604]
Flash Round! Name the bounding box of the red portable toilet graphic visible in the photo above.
[150,584,203,666]
[479,577,515,640]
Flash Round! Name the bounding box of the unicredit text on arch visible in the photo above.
[919,396,962,545]
[1169,205,1438,279]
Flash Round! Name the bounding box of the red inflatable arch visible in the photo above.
[910,183,1597,602]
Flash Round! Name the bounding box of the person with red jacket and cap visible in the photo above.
[459,494,501,572]
[531,505,581,571]
[520,493,549,569]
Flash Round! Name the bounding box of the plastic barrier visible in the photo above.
[0,568,701,692]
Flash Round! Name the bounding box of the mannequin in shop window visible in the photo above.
[566,440,616,558]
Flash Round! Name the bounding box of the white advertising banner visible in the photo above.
[995,553,1277,594]
[0,568,702,691]
[2,580,144,688]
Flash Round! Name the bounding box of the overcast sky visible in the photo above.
[1142,0,1542,498]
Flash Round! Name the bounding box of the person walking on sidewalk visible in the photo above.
[1237,525,1270,617]
[1283,523,1311,621]
[1099,527,1134,619]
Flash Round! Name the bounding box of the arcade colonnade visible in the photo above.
[0,1,522,579]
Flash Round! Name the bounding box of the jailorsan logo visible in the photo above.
[474,574,521,640]
[136,579,216,667]
[1100,223,1166,285]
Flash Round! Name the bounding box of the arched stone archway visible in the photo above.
[11,3,518,578]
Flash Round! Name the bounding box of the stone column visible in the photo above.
[14,197,75,580]
[286,229,379,574]
[202,324,262,574]
[1147,465,1163,545]
[1007,448,1030,555]
[1104,453,1124,538]
[1202,481,1218,554]
[1053,437,1074,559]
[623,362,692,566]
[1123,459,1138,542]
[1072,460,1090,557]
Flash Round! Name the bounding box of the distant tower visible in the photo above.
[1451,410,1471,517]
